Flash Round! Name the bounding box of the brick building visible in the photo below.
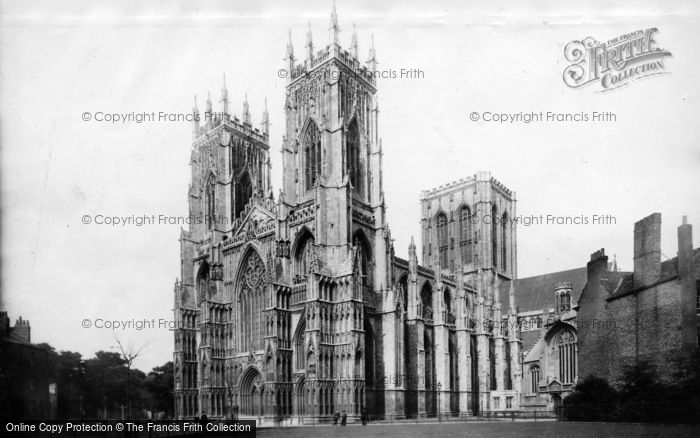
[503,214,698,412]
[577,214,700,383]
[0,312,53,420]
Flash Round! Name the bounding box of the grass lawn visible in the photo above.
[257,421,700,438]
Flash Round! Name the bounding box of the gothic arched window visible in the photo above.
[294,233,315,283]
[294,318,306,370]
[491,204,498,269]
[238,251,266,351]
[557,330,577,384]
[303,121,322,192]
[502,212,509,272]
[233,172,253,219]
[530,365,540,394]
[398,275,408,312]
[347,120,363,197]
[458,206,473,264]
[196,262,210,305]
[353,232,372,299]
[420,283,433,322]
[206,176,216,230]
[436,213,448,268]
[444,288,454,324]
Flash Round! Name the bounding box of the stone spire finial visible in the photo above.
[351,23,359,58]
[367,34,377,70]
[220,73,229,115]
[261,98,269,136]
[205,91,212,114]
[330,0,340,45]
[286,29,294,60]
[192,94,200,137]
[306,21,314,59]
[242,92,251,125]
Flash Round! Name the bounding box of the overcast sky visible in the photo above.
[1,0,699,371]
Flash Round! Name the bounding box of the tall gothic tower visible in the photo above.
[278,2,391,415]
[173,75,274,419]
[280,7,385,275]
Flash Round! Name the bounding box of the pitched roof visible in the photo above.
[1,331,31,345]
[500,267,589,313]
[606,247,699,300]
[521,330,542,359]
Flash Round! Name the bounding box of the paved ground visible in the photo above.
[257,421,700,438]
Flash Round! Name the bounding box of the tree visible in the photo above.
[563,375,618,421]
[617,361,668,423]
[144,362,174,418]
[34,342,172,420]
[44,349,86,419]
[113,337,150,419]
[666,352,700,423]
[83,351,130,418]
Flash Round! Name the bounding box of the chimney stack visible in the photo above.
[0,311,10,338]
[677,215,697,352]
[677,215,693,277]
[13,316,31,343]
[633,213,662,287]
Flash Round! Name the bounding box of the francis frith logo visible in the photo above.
[563,28,672,92]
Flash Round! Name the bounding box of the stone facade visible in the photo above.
[171,5,700,422]
[172,6,521,421]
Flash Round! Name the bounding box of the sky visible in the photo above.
[1,0,699,371]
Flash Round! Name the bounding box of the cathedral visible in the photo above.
[172,5,522,422]
[172,4,700,422]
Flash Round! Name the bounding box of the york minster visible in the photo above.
[172,5,699,423]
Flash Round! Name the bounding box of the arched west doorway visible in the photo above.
[239,367,263,417]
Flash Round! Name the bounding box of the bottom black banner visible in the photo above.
[4,420,257,437]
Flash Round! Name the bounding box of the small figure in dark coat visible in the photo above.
[361,408,368,425]
[341,410,347,426]
[333,411,340,426]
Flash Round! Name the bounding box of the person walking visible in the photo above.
[361,408,367,426]
[333,411,340,426]
[341,410,347,426]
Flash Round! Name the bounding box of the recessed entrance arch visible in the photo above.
[239,367,263,417]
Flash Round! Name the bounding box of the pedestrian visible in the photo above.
[333,411,340,426]
[200,411,209,428]
[341,410,347,426]
[361,408,367,425]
